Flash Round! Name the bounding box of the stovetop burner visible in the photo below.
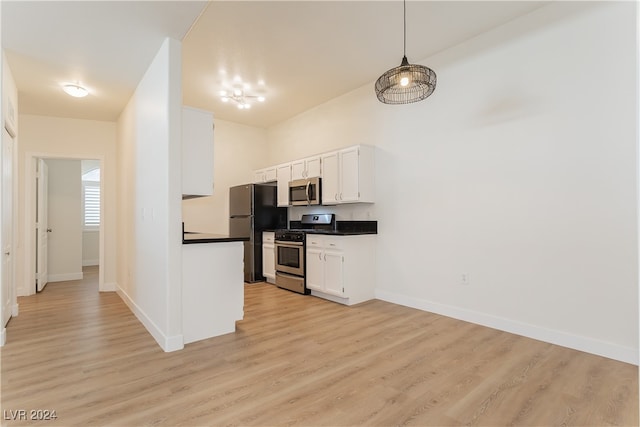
[276,214,336,242]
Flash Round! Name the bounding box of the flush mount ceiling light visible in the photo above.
[375,0,437,104]
[219,82,266,110]
[62,83,89,98]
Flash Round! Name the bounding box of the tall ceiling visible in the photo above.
[2,1,547,129]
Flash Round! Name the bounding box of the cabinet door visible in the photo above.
[276,164,291,207]
[306,247,324,291]
[339,147,360,202]
[306,156,321,178]
[321,152,339,204]
[264,167,277,182]
[262,244,275,280]
[291,160,306,180]
[324,250,344,296]
[253,169,266,183]
[182,107,214,196]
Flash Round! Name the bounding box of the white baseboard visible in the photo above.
[82,259,99,267]
[12,303,19,317]
[375,289,639,366]
[48,272,84,282]
[0,327,5,346]
[100,282,118,292]
[116,286,184,353]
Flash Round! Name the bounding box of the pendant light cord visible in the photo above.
[403,0,407,58]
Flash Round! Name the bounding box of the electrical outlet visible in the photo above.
[460,273,469,285]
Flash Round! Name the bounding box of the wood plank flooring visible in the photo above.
[1,267,638,426]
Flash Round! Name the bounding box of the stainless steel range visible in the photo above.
[274,214,335,294]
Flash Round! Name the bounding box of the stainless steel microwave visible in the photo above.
[289,177,321,206]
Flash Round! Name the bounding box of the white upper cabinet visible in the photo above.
[291,155,321,180]
[253,166,277,183]
[276,163,291,207]
[253,145,374,206]
[321,145,374,205]
[182,106,214,198]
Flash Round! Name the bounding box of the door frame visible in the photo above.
[23,152,106,296]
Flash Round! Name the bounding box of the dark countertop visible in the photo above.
[183,232,249,244]
[288,220,377,236]
[302,230,377,236]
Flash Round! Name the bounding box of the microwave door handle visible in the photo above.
[305,181,311,205]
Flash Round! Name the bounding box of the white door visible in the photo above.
[36,159,49,292]
[1,127,14,327]
[305,246,324,292]
[324,250,344,297]
[276,164,291,207]
[290,160,306,180]
[321,152,339,204]
[305,157,321,178]
[339,147,360,202]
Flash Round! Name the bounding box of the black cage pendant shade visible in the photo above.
[375,0,437,104]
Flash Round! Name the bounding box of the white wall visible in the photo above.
[46,159,83,282]
[17,115,117,295]
[82,231,99,266]
[116,37,183,352]
[267,2,638,364]
[182,119,268,234]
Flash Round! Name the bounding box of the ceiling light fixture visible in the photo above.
[62,83,89,98]
[375,0,437,104]
[220,87,266,110]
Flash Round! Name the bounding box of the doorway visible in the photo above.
[25,154,105,296]
[35,158,101,293]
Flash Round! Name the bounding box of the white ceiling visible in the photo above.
[2,1,547,128]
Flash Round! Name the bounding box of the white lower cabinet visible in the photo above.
[262,231,276,284]
[305,234,375,305]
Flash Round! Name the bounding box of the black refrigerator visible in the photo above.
[229,184,287,282]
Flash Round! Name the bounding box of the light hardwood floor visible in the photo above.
[1,268,638,426]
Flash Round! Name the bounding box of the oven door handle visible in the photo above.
[275,271,304,280]
[275,241,304,247]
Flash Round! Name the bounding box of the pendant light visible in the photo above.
[375,0,436,104]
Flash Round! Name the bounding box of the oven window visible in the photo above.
[290,185,307,202]
[277,245,300,268]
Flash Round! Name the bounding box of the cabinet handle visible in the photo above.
[319,253,322,261]
[335,194,338,201]
[324,254,326,261]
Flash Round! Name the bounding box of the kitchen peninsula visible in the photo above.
[182,230,248,344]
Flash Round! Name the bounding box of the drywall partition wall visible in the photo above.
[46,159,83,282]
[182,119,268,234]
[116,37,183,352]
[267,2,638,364]
[17,115,116,295]
[82,231,99,266]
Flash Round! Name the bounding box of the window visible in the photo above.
[82,168,100,229]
